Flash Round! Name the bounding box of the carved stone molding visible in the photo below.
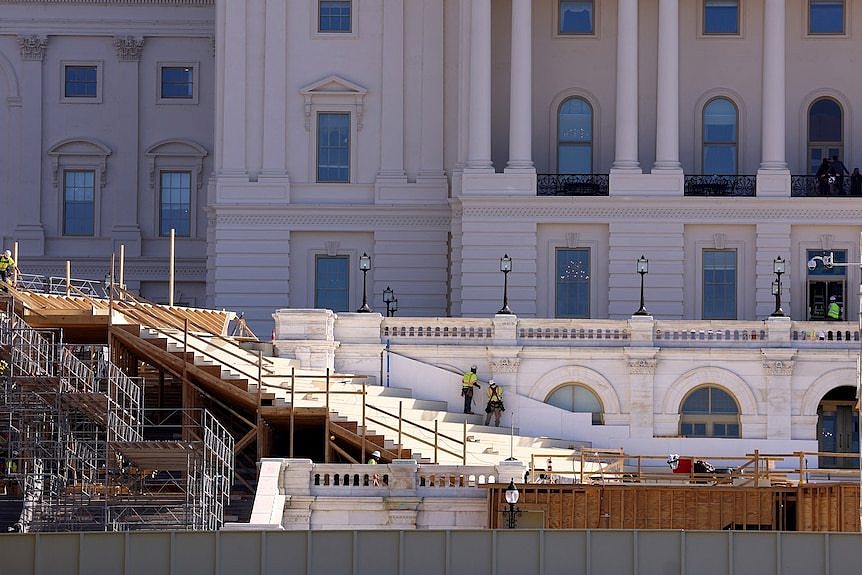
[627,359,657,375]
[18,35,47,61]
[113,36,145,62]
[488,357,520,374]
[213,213,451,229]
[762,359,794,376]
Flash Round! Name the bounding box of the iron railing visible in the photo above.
[790,175,862,197]
[684,175,756,197]
[537,174,609,196]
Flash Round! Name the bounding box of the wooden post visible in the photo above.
[398,401,402,457]
[462,421,467,464]
[324,368,330,463]
[256,350,263,460]
[12,241,18,285]
[798,452,806,485]
[289,367,295,458]
[119,243,125,297]
[65,260,71,296]
[169,228,175,306]
[580,451,585,484]
[361,379,366,464]
[434,420,439,464]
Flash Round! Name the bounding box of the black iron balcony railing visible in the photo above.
[791,175,862,197]
[683,175,756,197]
[537,174,609,196]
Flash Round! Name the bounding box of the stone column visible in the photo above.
[245,0,266,179]
[652,0,681,172]
[218,0,247,174]
[759,0,787,171]
[261,0,288,178]
[626,344,658,438]
[466,0,493,171]
[612,0,640,172]
[505,0,534,172]
[377,0,407,180]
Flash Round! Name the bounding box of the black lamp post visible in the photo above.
[633,255,650,316]
[356,252,372,313]
[383,285,398,317]
[503,479,521,529]
[498,254,513,315]
[771,256,786,317]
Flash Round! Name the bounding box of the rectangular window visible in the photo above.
[319,1,352,33]
[161,66,194,99]
[315,255,349,311]
[703,249,737,319]
[160,171,192,237]
[317,112,350,183]
[559,1,594,35]
[63,170,95,236]
[555,248,590,318]
[64,65,97,98]
[703,0,739,35]
[809,0,844,34]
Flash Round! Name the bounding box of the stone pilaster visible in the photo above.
[626,349,659,438]
[762,350,796,440]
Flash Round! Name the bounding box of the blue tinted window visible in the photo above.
[680,386,740,438]
[703,250,736,319]
[703,0,739,34]
[64,65,97,98]
[545,384,603,424]
[556,248,590,318]
[64,170,95,236]
[559,1,594,34]
[319,1,352,33]
[809,0,844,34]
[809,98,842,142]
[703,97,737,174]
[317,113,350,183]
[160,171,191,237]
[558,97,593,173]
[161,66,194,99]
[315,256,349,311]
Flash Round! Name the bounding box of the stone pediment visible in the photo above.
[300,75,367,97]
[47,138,112,188]
[300,75,367,131]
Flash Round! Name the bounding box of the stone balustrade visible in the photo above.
[382,318,494,341]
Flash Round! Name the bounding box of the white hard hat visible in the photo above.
[371,450,381,458]
[830,296,837,301]
[3,250,10,257]
[489,379,496,386]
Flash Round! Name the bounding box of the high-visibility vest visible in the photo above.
[462,372,477,388]
[487,386,503,401]
[0,256,14,271]
[827,302,840,319]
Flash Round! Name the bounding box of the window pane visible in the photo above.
[703,250,736,319]
[161,66,194,99]
[160,171,191,237]
[703,145,737,175]
[559,1,594,34]
[315,256,349,311]
[704,0,739,34]
[809,99,842,142]
[556,248,590,318]
[317,113,350,182]
[558,98,592,173]
[682,388,710,413]
[546,384,602,424]
[809,0,844,34]
[709,388,739,413]
[319,0,352,33]
[64,66,97,98]
[64,170,95,236]
[703,98,737,174]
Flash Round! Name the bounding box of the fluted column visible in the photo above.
[506,0,533,171]
[466,0,493,171]
[652,0,681,171]
[759,0,787,171]
[612,0,640,171]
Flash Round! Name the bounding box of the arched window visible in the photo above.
[808,98,843,174]
[558,97,593,174]
[546,384,603,424]
[702,97,737,174]
[679,386,740,438]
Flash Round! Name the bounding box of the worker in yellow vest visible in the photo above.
[484,380,505,427]
[461,365,480,414]
[827,296,841,320]
[0,250,16,291]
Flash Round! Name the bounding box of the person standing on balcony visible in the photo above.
[827,296,842,321]
[850,168,862,196]
[461,365,481,414]
[830,156,849,194]
[484,380,505,426]
[815,158,831,196]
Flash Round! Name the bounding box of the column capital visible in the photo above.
[113,36,145,62]
[18,35,47,62]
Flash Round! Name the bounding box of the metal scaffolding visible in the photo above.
[0,308,233,532]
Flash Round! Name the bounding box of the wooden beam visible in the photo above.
[233,427,258,454]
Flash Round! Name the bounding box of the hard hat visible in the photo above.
[470,365,477,371]
[489,379,496,386]
[830,296,837,301]
[371,450,381,458]
[3,250,9,257]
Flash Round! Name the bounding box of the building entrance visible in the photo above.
[817,386,859,469]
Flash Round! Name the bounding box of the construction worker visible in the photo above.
[827,296,841,321]
[0,249,15,290]
[367,450,381,464]
[461,365,481,414]
[484,380,505,426]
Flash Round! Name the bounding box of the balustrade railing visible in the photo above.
[382,319,494,340]
[517,319,630,344]
[683,175,756,197]
[791,175,861,197]
[537,174,609,196]
[654,322,767,345]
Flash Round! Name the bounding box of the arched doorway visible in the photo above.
[817,386,859,469]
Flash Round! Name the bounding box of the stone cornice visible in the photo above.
[0,19,213,37]
[211,212,451,230]
[1,1,212,5]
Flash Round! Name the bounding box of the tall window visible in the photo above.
[319,0,352,33]
[680,386,740,438]
[559,1,594,34]
[703,250,736,319]
[64,65,97,98]
[702,97,738,174]
[809,0,844,34]
[315,255,349,311]
[808,98,843,174]
[317,112,350,183]
[556,248,590,318]
[161,66,194,99]
[558,97,593,173]
[703,0,739,35]
[160,171,191,237]
[546,384,603,424]
[63,170,95,236]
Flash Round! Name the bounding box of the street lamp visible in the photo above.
[498,254,513,315]
[771,256,786,317]
[356,252,372,313]
[383,285,398,317]
[633,255,650,316]
[502,479,521,529]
